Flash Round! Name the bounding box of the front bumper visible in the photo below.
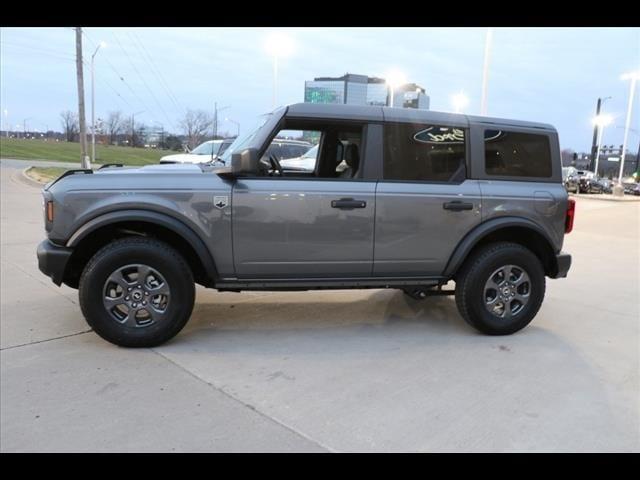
[550,251,572,279]
[37,240,73,286]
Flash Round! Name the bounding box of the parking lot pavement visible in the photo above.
[1,163,638,452]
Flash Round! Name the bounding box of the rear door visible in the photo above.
[373,117,482,276]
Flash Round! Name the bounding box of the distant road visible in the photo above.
[0,158,93,169]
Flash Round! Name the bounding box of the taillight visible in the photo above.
[565,198,576,233]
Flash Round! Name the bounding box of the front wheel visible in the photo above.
[455,242,545,335]
[79,237,195,347]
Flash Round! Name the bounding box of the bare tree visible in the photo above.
[60,110,79,142]
[105,111,124,145]
[179,109,212,150]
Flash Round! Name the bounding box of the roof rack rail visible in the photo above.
[98,163,124,169]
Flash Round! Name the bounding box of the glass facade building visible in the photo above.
[304,74,389,107]
[304,73,428,109]
[391,83,430,109]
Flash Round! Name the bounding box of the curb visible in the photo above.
[570,193,640,202]
[19,167,47,188]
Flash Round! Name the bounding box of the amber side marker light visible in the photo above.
[565,198,576,233]
[46,201,54,222]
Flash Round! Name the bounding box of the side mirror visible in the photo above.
[231,148,259,175]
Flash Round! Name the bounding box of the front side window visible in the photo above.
[261,124,363,179]
[484,130,552,178]
[383,123,466,182]
[218,108,286,165]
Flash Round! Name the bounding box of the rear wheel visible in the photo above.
[79,237,195,347]
[455,242,545,335]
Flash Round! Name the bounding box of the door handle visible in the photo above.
[331,198,367,209]
[443,201,473,211]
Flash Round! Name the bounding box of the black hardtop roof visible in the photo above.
[284,102,555,131]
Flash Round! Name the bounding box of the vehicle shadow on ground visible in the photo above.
[182,288,472,338]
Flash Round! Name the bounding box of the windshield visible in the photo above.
[302,145,318,159]
[191,141,222,156]
[218,108,286,165]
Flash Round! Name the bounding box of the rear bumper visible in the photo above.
[37,239,73,286]
[550,251,572,279]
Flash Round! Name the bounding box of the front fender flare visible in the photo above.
[66,209,218,283]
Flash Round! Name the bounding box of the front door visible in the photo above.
[232,179,376,278]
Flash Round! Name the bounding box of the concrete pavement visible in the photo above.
[1,160,638,452]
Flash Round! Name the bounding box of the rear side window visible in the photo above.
[484,130,552,178]
[384,123,466,182]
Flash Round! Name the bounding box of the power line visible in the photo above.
[1,41,77,62]
[111,31,176,129]
[128,31,186,116]
[81,29,154,118]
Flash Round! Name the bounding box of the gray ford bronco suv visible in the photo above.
[37,103,573,347]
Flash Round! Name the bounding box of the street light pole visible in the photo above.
[590,96,612,170]
[213,103,230,139]
[265,32,294,110]
[91,42,105,164]
[385,70,407,108]
[592,115,612,177]
[273,55,278,109]
[226,118,240,137]
[480,27,493,116]
[618,72,639,185]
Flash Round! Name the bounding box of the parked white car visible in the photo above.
[159,139,234,164]
[280,145,319,171]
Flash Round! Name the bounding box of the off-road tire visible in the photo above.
[455,242,545,335]
[79,237,195,347]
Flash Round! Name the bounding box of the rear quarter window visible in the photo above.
[484,130,552,178]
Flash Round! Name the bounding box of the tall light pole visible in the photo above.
[618,71,639,185]
[452,91,470,114]
[225,118,240,137]
[23,117,32,137]
[213,102,230,139]
[265,32,294,109]
[91,41,106,164]
[589,96,612,170]
[480,27,493,116]
[385,70,407,107]
[592,114,613,177]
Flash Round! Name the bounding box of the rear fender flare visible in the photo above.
[443,216,557,278]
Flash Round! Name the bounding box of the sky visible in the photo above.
[1,27,639,153]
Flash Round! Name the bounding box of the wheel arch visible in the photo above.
[63,210,218,289]
[444,217,560,279]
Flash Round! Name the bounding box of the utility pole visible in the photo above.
[75,27,90,168]
[130,115,135,146]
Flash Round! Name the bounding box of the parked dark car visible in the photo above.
[598,178,613,194]
[633,183,640,196]
[578,172,604,193]
[623,182,639,195]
